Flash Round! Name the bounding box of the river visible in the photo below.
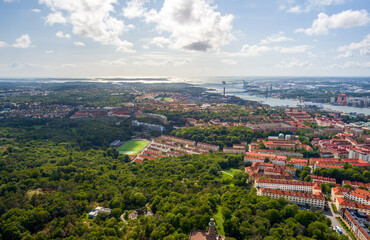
[202,82,370,116]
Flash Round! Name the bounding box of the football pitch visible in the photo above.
[118,140,149,155]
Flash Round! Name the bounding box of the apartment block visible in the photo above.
[258,188,325,209]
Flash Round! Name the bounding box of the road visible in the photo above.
[324,202,349,237]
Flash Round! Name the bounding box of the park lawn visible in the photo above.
[227,168,242,176]
[214,206,225,236]
[118,140,149,155]
[221,168,242,187]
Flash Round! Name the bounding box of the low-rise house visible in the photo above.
[88,207,111,219]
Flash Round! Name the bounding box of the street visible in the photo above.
[324,202,349,237]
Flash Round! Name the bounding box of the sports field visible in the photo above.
[118,140,149,155]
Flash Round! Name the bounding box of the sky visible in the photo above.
[0,0,369,78]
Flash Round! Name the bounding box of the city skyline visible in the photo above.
[0,0,369,78]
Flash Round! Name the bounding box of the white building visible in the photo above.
[254,179,321,194]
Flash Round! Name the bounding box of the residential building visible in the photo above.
[335,197,370,215]
[341,209,370,240]
[246,123,297,132]
[197,142,220,152]
[254,179,321,194]
[314,163,344,170]
[311,175,336,185]
[349,147,370,162]
[331,187,352,202]
[223,147,245,154]
[287,158,307,170]
[343,188,370,205]
[132,120,165,132]
[258,188,325,209]
[342,181,370,190]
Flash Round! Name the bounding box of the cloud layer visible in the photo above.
[296,9,370,35]
[40,0,134,52]
[124,0,234,52]
[12,34,31,48]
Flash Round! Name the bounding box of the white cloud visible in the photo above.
[56,31,71,39]
[337,34,370,57]
[328,61,370,69]
[0,41,7,48]
[287,6,302,13]
[123,0,148,19]
[62,64,76,68]
[281,0,345,13]
[240,44,271,56]
[276,45,310,54]
[221,59,237,65]
[131,0,234,52]
[260,32,294,44]
[296,10,370,35]
[40,0,134,52]
[149,37,170,48]
[45,11,67,25]
[275,58,313,68]
[336,51,353,59]
[131,54,190,66]
[306,0,345,11]
[4,0,16,2]
[102,58,126,65]
[12,34,32,48]
[32,9,41,13]
[74,41,85,47]
[344,61,370,68]
[45,50,54,54]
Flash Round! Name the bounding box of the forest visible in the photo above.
[0,118,348,240]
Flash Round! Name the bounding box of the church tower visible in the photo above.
[208,218,216,239]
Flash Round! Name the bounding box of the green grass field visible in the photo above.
[214,206,225,236]
[118,140,149,155]
[221,168,242,179]
[221,168,242,187]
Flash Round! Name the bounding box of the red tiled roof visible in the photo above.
[255,179,315,186]
[260,188,325,200]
